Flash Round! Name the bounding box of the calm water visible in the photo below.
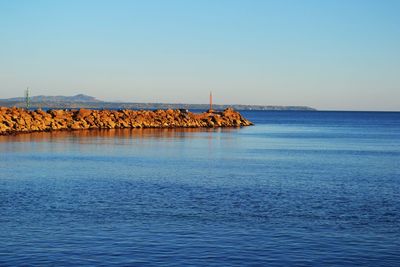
[1,111,399,266]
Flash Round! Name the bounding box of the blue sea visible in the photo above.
[1,111,399,266]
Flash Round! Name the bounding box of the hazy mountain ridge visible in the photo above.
[0,94,316,111]
[1,94,100,103]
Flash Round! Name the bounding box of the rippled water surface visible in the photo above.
[1,111,400,266]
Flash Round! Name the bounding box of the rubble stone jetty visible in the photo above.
[0,107,253,135]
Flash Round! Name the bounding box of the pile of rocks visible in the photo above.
[0,107,253,135]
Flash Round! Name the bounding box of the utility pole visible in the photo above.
[209,91,213,112]
[25,87,30,109]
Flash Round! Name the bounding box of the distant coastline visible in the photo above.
[0,94,316,111]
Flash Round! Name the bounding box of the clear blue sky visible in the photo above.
[1,0,399,110]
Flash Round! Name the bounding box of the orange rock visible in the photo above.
[74,109,92,120]
[0,107,253,135]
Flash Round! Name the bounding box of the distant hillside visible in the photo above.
[1,94,100,103]
[0,94,316,111]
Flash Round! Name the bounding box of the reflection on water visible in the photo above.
[0,127,242,159]
[0,127,238,143]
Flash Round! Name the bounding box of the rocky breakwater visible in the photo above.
[0,107,253,135]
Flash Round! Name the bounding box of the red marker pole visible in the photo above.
[209,91,213,112]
